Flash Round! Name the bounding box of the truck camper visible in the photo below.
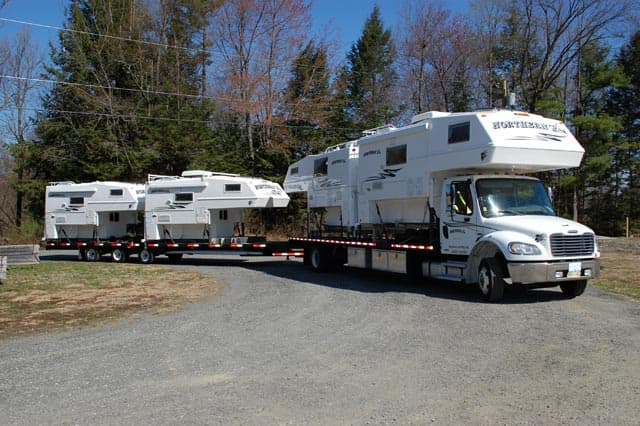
[44,180,145,261]
[45,170,290,263]
[284,109,600,301]
[139,170,290,263]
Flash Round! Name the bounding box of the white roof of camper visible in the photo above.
[46,181,142,194]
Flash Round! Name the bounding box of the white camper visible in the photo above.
[44,181,145,260]
[137,170,290,263]
[284,109,600,301]
[45,170,290,263]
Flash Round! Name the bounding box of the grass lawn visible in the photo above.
[0,261,221,339]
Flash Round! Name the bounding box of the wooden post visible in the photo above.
[0,256,7,284]
[627,216,630,238]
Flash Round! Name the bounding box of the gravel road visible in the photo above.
[1,252,639,425]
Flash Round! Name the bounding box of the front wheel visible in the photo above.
[478,258,506,302]
[560,280,587,298]
[139,248,155,264]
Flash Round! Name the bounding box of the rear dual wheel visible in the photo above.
[308,245,330,272]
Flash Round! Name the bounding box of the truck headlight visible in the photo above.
[508,242,541,255]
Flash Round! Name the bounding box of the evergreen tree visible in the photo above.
[609,31,640,235]
[284,41,333,156]
[345,5,398,129]
[568,40,626,234]
[33,0,216,184]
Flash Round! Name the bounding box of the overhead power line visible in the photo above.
[4,105,355,133]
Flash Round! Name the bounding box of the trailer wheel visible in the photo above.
[85,248,100,262]
[111,248,126,263]
[478,258,505,302]
[309,245,329,272]
[560,280,587,298]
[139,249,155,264]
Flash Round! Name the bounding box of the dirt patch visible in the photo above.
[592,237,640,300]
[0,263,223,339]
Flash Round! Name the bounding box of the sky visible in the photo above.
[0,0,471,57]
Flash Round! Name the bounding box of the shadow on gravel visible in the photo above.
[40,252,571,305]
[244,263,570,305]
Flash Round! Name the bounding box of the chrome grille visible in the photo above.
[550,233,595,257]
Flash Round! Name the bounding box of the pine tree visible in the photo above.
[33,0,216,183]
[345,5,398,129]
[284,41,333,156]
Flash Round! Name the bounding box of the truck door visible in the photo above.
[440,179,477,255]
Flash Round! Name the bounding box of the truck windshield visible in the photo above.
[476,178,554,218]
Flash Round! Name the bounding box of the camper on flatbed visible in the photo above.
[284,109,600,301]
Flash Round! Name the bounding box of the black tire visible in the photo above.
[85,248,100,262]
[111,248,126,263]
[167,253,183,263]
[139,248,155,264]
[309,245,330,272]
[560,280,587,298]
[78,248,87,261]
[478,258,506,302]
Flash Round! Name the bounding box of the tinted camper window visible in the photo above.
[69,196,84,206]
[386,144,407,166]
[174,192,193,203]
[448,122,470,144]
[110,189,123,196]
[225,184,241,192]
[290,167,299,175]
[314,158,328,176]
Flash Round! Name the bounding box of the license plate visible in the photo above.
[567,262,582,278]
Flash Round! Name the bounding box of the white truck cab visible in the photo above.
[438,174,599,299]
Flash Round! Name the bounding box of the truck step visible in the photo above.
[429,274,465,282]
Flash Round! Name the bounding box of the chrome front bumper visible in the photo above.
[507,259,601,285]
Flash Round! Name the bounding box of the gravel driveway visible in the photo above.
[1,252,639,425]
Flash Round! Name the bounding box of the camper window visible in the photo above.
[448,122,470,144]
[175,192,193,203]
[290,167,299,175]
[225,184,241,192]
[110,189,123,197]
[386,144,407,166]
[109,212,120,222]
[69,196,84,206]
[314,158,328,176]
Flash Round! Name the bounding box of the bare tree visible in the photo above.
[396,0,476,114]
[1,29,42,228]
[211,0,312,171]
[490,0,634,112]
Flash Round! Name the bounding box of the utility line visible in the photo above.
[4,105,355,132]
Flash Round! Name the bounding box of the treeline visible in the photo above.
[1,0,639,238]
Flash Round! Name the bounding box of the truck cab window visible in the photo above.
[452,181,473,216]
